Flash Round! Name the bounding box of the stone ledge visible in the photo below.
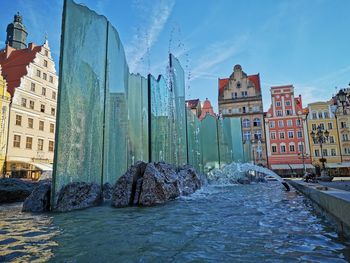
[288,180,350,239]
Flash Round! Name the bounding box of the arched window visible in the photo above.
[242,118,250,128]
[289,143,295,152]
[253,118,261,127]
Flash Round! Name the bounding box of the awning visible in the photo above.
[29,162,53,171]
[271,164,314,170]
[325,162,350,169]
[270,164,290,170]
[290,164,314,169]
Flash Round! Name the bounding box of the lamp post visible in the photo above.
[310,125,329,170]
[296,110,309,175]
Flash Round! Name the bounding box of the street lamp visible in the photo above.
[310,125,329,170]
[335,83,350,115]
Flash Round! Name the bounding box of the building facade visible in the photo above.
[199,98,215,120]
[218,65,266,166]
[0,40,58,179]
[306,101,342,174]
[265,85,312,176]
[0,65,11,175]
[186,99,201,117]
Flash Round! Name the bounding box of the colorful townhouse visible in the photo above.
[264,85,312,176]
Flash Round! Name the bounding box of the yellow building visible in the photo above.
[307,101,341,174]
[0,65,11,176]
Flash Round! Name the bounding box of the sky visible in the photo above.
[0,0,350,112]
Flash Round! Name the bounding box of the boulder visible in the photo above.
[22,181,51,212]
[102,183,113,200]
[0,178,38,203]
[139,163,180,206]
[112,161,147,207]
[55,182,102,212]
[177,165,201,196]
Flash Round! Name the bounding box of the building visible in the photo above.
[306,101,342,175]
[199,98,215,120]
[186,99,201,117]
[0,13,58,179]
[218,64,267,166]
[265,85,312,176]
[0,65,11,175]
[6,12,28,50]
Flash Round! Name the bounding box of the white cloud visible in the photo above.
[126,0,175,73]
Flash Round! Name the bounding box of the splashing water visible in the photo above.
[207,162,284,185]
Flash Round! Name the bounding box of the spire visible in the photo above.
[6,12,28,50]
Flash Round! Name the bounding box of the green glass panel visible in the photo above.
[52,0,107,204]
[200,115,219,172]
[222,118,244,163]
[186,109,202,172]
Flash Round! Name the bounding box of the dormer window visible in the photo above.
[236,82,241,89]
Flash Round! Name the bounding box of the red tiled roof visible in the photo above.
[186,99,200,108]
[218,73,261,96]
[248,74,261,94]
[199,98,216,120]
[0,44,42,96]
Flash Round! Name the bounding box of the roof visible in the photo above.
[271,85,294,89]
[218,73,261,97]
[186,99,200,108]
[199,98,216,120]
[0,43,42,96]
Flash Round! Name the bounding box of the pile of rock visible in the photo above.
[0,178,39,203]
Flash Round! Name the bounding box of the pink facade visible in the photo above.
[265,85,311,172]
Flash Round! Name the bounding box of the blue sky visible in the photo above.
[0,0,349,111]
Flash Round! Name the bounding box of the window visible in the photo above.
[324,112,329,119]
[277,110,282,116]
[286,109,292,116]
[253,118,261,127]
[278,120,284,127]
[296,119,301,126]
[287,120,292,126]
[298,144,304,152]
[270,121,275,128]
[329,136,335,143]
[280,145,286,153]
[289,144,295,152]
[312,112,317,119]
[39,121,44,131]
[297,131,303,138]
[36,69,41,77]
[13,135,21,148]
[254,130,262,140]
[43,73,47,80]
[312,124,317,131]
[232,92,237,99]
[38,139,44,151]
[44,60,48,67]
[285,100,291,106]
[21,98,27,107]
[345,148,350,155]
[318,112,323,119]
[29,100,34,110]
[49,76,53,83]
[243,131,251,141]
[241,91,248,97]
[26,137,33,149]
[51,108,56,116]
[41,104,45,113]
[31,82,35,92]
[242,107,246,113]
[45,50,49,56]
[50,123,55,133]
[328,123,333,130]
[342,133,348,141]
[272,145,277,153]
[49,141,54,152]
[15,115,22,126]
[331,149,336,156]
[341,122,347,129]
[28,118,33,128]
[279,132,285,139]
[315,149,320,157]
[322,149,328,157]
[288,131,294,138]
[252,106,260,112]
[242,119,250,128]
[42,87,46,96]
[271,132,276,139]
[319,123,325,130]
[228,109,232,114]
[276,101,281,107]
[236,82,241,88]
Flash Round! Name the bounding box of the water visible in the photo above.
[0,182,349,262]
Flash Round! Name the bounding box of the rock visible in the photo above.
[0,178,38,203]
[112,161,147,207]
[139,163,180,206]
[22,181,51,212]
[102,183,113,200]
[237,178,251,184]
[55,182,102,212]
[177,165,201,196]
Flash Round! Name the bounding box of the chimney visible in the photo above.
[5,44,14,59]
[28,42,36,51]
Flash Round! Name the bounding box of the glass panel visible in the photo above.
[52,0,107,204]
[223,118,244,163]
[200,115,219,172]
[186,108,202,172]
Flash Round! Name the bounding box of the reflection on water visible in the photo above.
[0,183,349,262]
